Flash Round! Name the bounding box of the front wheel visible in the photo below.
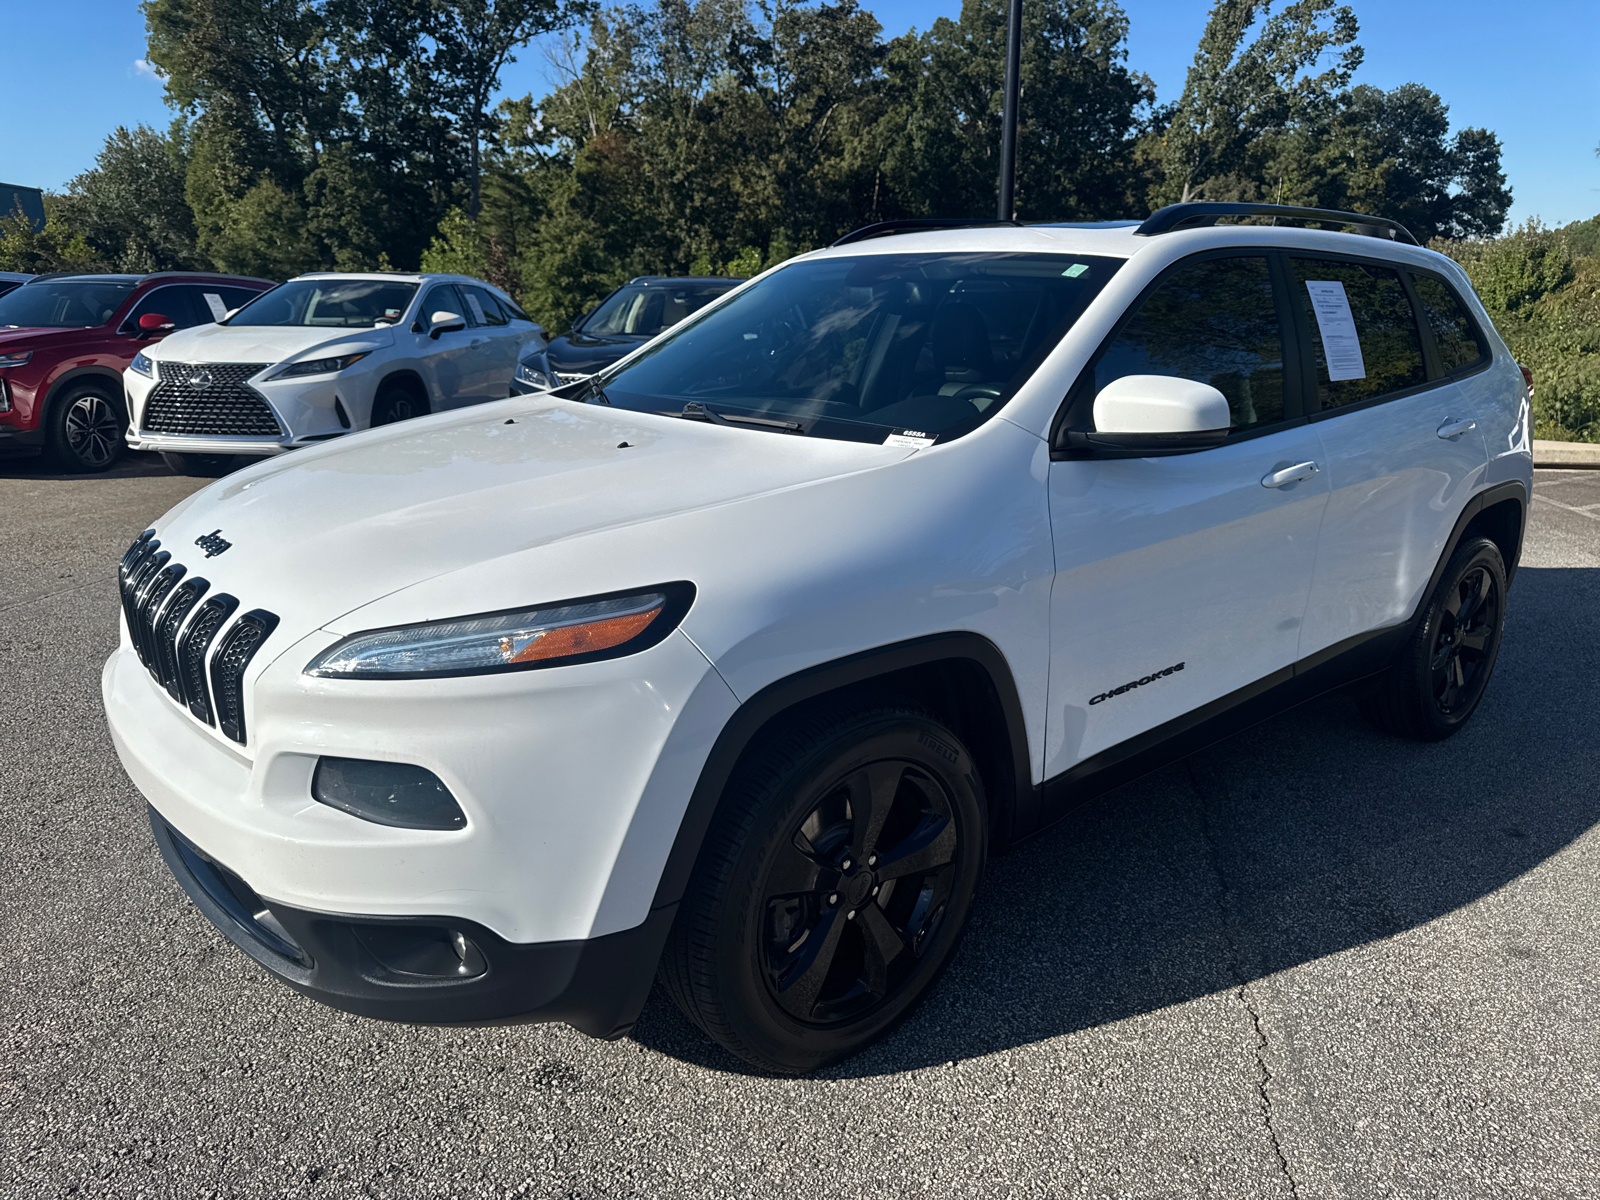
[1359,536,1507,741]
[661,699,986,1074]
[370,379,430,427]
[44,385,125,472]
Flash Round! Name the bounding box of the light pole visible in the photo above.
[996,0,1022,221]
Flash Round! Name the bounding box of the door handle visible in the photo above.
[1261,461,1319,489]
[1436,418,1476,440]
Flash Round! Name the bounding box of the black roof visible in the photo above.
[25,270,278,286]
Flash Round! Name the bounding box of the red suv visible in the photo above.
[0,271,275,471]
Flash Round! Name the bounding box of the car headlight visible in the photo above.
[270,352,370,380]
[514,361,557,390]
[303,584,694,679]
[0,350,31,369]
[129,351,155,378]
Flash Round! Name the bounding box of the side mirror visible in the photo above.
[1084,375,1231,453]
[428,311,466,339]
[137,313,176,336]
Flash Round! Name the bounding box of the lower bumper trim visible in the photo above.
[148,806,675,1038]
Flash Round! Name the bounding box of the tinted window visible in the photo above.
[461,285,508,327]
[599,253,1120,443]
[0,280,136,329]
[583,283,737,337]
[191,286,265,323]
[1290,258,1426,409]
[1095,256,1285,431]
[126,286,202,330]
[1412,275,1487,373]
[229,279,418,327]
[420,284,466,323]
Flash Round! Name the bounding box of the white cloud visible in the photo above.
[133,59,163,81]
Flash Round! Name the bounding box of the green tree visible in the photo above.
[58,123,202,272]
[0,198,102,274]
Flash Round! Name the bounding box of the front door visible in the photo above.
[1045,254,1330,778]
[413,284,475,410]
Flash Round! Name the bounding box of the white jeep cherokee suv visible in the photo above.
[104,204,1531,1074]
[124,272,544,474]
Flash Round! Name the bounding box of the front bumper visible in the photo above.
[149,806,673,1035]
[0,424,44,449]
[123,429,345,456]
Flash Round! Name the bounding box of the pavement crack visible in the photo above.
[1186,759,1302,1200]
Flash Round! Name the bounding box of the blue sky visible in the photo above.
[3,0,1596,228]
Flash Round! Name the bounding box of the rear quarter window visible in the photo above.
[1411,275,1488,373]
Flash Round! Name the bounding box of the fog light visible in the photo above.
[311,757,467,830]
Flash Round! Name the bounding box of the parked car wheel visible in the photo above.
[45,384,124,473]
[1360,536,1507,741]
[661,699,986,1074]
[159,452,237,478]
[371,378,430,427]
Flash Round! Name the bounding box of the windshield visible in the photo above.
[594,253,1121,443]
[581,282,738,338]
[0,280,136,329]
[228,279,419,328]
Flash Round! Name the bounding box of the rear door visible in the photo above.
[1045,253,1330,778]
[1289,256,1491,660]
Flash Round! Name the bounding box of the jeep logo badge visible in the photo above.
[190,369,214,388]
[195,529,232,558]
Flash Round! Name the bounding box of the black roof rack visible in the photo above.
[1136,202,1419,246]
[139,270,278,285]
[831,218,1022,247]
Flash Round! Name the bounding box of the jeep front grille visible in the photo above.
[117,532,278,745]
[143,362,280,437]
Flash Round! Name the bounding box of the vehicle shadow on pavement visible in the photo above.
[629,562,1600,1078]
[0,450,178,481]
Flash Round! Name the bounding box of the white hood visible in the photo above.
[150,322,394,366]
[147,397,903,648]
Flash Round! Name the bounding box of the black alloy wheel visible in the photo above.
[1360,536,1507,741]
[46,386,125,472]
[1430,562,1500,716]
[761,758,962,1024]
[661,699,986,1074]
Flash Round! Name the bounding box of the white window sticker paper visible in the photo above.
[464,294,486,325]
[202,292,229,322]
[1304,280,1366,381]
[884,429,936,450]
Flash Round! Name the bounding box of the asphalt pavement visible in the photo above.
[2,453,1598,1199]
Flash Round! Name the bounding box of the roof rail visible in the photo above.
[1136,202,1419,246]
[831,218,1022,248]
[140,270,279,285]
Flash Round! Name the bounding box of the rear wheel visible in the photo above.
[370,379,430,427]
[661,699,986,1074]
[44,384,124,472]
[1359,536,1507,741]
[159,452,237,478]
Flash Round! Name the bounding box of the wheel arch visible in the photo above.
[43,365,128,421]
[1427,481,1528,597]
[649,632,1034,916]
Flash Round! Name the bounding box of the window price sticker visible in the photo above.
[884,429,936,449]
[202,292,229,322]
[1304,281,1367,381]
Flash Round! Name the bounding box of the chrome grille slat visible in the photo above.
[143,363,279,437]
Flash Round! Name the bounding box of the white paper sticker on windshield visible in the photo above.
[884,429,936,450]
[1304,281,1366,381]
[202,292,228,322]
[464,294,486,325]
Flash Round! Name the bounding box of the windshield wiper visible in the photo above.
[675,401,804,433]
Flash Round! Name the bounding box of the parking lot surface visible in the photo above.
[2,454,1597,1199]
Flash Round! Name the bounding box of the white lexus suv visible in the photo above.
[124,272,545,475]
[104,204,1531,1074]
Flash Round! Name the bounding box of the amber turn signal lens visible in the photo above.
[504,606,662,663]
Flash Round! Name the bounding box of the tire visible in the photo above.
[661,698,987,1074]
[44,384,125,473]
[370,379,430,427]
[1359,536,1507,741]
[160,452,237,478]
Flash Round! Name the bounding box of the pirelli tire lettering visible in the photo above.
[1089,661,1186,706]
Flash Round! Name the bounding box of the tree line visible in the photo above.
[2,0,1515,334]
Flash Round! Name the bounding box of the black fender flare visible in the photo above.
[647,631,1034,914]
[43,364,129,423]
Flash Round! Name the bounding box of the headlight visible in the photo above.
[0,350,31,369]
[129,351,155,378]
[270,352,369,380]
[514,361,557,390]
[303,584,694,679]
